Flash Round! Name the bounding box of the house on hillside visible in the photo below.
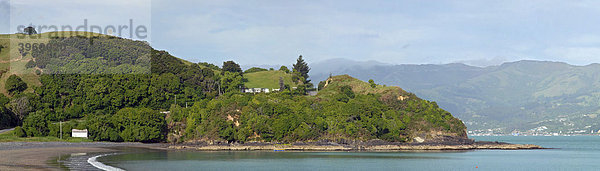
[242,88,273,93]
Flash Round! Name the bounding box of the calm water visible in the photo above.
[99,136,600,171]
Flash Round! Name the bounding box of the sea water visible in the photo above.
[98,136,600,170]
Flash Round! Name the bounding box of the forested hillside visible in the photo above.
[167,75,466,143]
[1,32,466,143]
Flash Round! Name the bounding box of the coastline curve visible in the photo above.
[87,153,125,171]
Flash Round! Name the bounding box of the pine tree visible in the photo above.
[292,55,310,84]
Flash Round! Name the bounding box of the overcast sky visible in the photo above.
[3,0,600,66]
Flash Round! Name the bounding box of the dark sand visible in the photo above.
[0,142,164,171]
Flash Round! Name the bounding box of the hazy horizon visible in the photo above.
[3,0,600,67]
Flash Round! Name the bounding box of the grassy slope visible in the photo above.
[244,70,298,89]
[317,74,405,98]
[0,31,109,96]
[0,130,92,142]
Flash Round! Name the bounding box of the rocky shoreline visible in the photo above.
[169,140,545,151]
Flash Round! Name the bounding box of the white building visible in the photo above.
[72,129,88,138]
[242,88,273,93]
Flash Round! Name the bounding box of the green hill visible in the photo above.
[311,59,600,134]
[316,75,467,141]
[170,74,467,143]
[244,70,297,89]
[0,32,467,144]
[0,31,117,95]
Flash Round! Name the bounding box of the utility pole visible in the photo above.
[59,112,62,139]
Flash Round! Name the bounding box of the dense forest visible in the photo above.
[166,75,466,143]
[2,35,466,143]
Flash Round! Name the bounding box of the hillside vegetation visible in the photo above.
[169,75,466,143]
[0,31,116,95]
[311,59,600,133]
[0,32,467,144]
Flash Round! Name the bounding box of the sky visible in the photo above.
[3,0,600,67]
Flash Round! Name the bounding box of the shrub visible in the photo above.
[13,126,26,137]
[368,79,376,88]
[25,60,36,68]
[5,75,27,95]
[22,111,48,137]
[279,66,290,73]
[113,108,167,142]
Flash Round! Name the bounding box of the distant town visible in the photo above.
[468,113,600,136]
[468,128,600,136]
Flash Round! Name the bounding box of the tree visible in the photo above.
[22,111,48,137]
[292,55,310,83]
[222,61,242,74]
[368,79,377,88]
[114,108,167,142]
[9,96,31,122]
[0,94,17,128]
[279,66,290,73]
[24,26,37,35]
[220,71,244,93]
[5,75,27,95]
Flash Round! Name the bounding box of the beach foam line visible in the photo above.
[87,153,125,171]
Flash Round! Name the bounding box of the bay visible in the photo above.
[99,136,600,170]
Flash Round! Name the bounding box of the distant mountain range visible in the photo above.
[309,59,600,133]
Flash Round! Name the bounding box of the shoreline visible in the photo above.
[169,142,545,151]
[0,141,543,170]
[0,142,166,170]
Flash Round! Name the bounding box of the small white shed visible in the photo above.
[72,129,88,138]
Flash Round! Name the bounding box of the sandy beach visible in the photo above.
[0,142,164,171]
